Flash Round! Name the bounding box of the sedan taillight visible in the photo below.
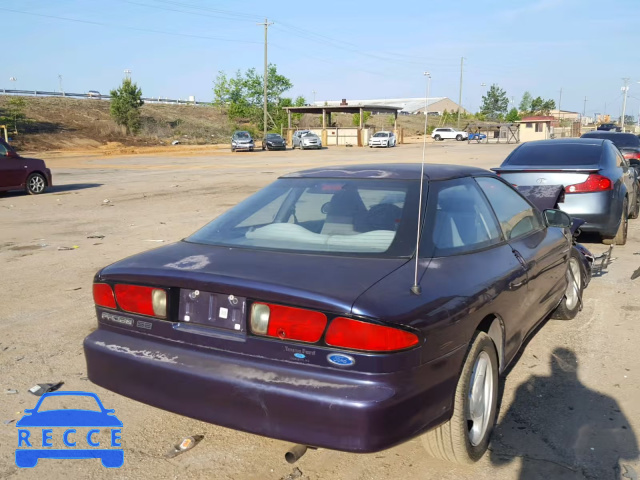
[623,152,640,160]
[93,283,116,309]
[250,303,327,343]
[325,317,419,352]
[113,284,167,318]
[566,174,612,193]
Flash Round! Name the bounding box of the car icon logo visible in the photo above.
[15,391,124,468]
[536,178,547,184]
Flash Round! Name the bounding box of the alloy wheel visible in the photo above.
[467,351,493,446]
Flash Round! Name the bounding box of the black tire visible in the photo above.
[421,331,498,464]
[603,198,628,245]
[249,147,254,152]
[456,134,463,141]
[434,135,441,141]
[26,173,47,195]
[551,247,584,320]
[630,191,640,219]
[231,147,235,152]
[262,145,265,151]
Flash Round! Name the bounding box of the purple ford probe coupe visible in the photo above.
[84,163,586,463]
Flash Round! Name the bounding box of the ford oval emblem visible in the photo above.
[294,353,306,359]
[327,353,355,367]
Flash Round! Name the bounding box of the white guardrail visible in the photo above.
[0,89,209,106]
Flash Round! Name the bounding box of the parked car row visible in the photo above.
[232,129,400,152]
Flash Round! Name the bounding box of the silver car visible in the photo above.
[292,131,322,150]
[493,138,639,245]
[231,131,255,152]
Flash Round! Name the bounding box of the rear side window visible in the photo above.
[504,142,603,167]
[476,177,543,240]
[424,178,502,256]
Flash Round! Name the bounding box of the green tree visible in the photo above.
[480,84,509,120]
[212,64,293,132]
[505,107,521,122]
[110,78,144,134]
[5,97,27,133]
[529,97,555,116]
[352,111,371,126]
[519,91,533,113]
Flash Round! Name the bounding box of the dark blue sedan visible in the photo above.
[84,164,585,464]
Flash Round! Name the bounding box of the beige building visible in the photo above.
[517,116,553,141]
[550,109,581,122]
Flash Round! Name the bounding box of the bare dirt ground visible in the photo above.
[1,141,639,480]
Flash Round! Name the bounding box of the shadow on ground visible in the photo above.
[0,183,102,197]
[490,348,638,479]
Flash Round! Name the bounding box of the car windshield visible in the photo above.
[37,395,102,412]
[373,133,388,137]
[266,134,281,139]
[583,133,640,148]
[504,143,602,166]
[187,178,421,257]
[303,132,316,137]
[235,132,250,139]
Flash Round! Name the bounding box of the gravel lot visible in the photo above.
[1,141,639,479]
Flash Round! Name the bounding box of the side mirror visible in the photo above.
[544,209,572,228]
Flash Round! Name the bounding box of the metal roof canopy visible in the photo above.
[283,104,403,115]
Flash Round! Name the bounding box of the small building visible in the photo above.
[313,97,468,116]
[517,116,554,142]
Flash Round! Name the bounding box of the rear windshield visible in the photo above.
[187,178,421,257]
[503,143,602,166]
[582,132,639,148]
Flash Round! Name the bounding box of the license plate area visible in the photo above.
[178,290,246,333]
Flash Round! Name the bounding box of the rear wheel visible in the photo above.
[421,331,498,464]
[26,173,47,195]
[551,248,584,320]
[434,135,441,141]
[603,199,628,245]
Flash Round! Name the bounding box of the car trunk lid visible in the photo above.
[492,166,599,188]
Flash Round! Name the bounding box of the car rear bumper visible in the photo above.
[84,327,464,453]
[561,192,620,236]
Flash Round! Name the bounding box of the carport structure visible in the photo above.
[466,122,520,144]
[283,104,403,147]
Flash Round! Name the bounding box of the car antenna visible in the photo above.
[411,72,431,295]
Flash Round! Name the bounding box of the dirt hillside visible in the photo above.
[0,96,235,152]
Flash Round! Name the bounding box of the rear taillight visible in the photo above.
[114,284,167,318]
[93,283,116,309]
[566,174,612,193]
[325,317,419,352]
[624,152,640,160]
[250,303,327,343]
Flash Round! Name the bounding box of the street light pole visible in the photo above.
[424,72,432,126]
[312,90,316,104]
[620,78,630,132]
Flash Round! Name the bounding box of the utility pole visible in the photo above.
[58,74,64,97]
[258,18,273,138]
[312,90,316,104]
[457,57,464,128]
[620,78,630,132]
[558,87,562,125]
[124,69,132,80]
[583,96,587,117]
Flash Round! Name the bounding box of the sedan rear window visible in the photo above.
[504,143,603,166]
[582,132,640,149]
[188,178,421,257]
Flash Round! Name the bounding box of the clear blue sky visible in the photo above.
[2,0,639,118]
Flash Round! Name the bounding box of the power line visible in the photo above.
[0,7,262,45]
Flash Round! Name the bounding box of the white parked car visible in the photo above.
[431,128,468,141]
[369,131,396,148]
[293,130,322,150]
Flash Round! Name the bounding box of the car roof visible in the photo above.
[583,131,635,138]
[281,163,490,180]
[521,138,605,147]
